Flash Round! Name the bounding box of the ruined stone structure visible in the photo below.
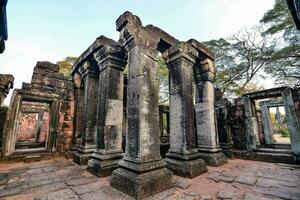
[0,62,74,160]
[0,74,13,106]
[69,11,226,199]
[0,74,13,157]
[216,87,300,164]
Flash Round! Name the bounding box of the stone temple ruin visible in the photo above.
[0,11,300,199]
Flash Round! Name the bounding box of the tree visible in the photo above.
[158,57,169,104]
[260,0,300,86]
[204,26,273,98]
[56,57,77,77]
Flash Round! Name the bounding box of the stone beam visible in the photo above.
[87,44,127,177]
[116,11,178,52]
[165,42,207,178]
[71,35,118,75]
[243,86,289,100]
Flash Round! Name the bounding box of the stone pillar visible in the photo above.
[165,43,207,178]
[87,45,127,177]
[260,102,273,145]
[282,88,300,161]
[73,61,99,165]
[70,73,84,153]
[242,97,258,150]
[110,44,173,199]
[195,58,227,166]
[0,74,14,106]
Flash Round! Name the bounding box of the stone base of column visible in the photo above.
[73,146,95,165]
[295,154,300,165]
[87,152,123,177]
[220,143,234,158]
[198,147,228,166]
[165,151,207,178]
[66,145,78,159]
[110,160,173,200]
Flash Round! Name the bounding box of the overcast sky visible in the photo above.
[0,0,275,104]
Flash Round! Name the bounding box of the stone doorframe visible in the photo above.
[259,99,284,145]
[243,87,300,159]
[1,89,60,157]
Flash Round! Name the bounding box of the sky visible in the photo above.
[0,0,275,104]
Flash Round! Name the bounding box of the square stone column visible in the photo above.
[87,45,127,177]
[242,97,258,150]
[282,88,300,161]
[110,45,173,199]
[195,58,227,166]
[260,102,273,145]
[0,74,14,106]
[165,43,207,178]
[73,61,99,165]
[70,73,84,154]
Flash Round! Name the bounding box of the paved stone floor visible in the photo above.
[0,157,299,200]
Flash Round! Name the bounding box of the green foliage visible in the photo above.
[56,57,77,77]
[260,0,300,86]
[158,57,169,104]
[204,26,272,98]
[278,126,289,137]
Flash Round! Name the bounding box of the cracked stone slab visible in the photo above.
[34,189,79,200]
[217,190,239,199]
[70,181,106,196]
[65,177,99,186]
[174,177,193,190]
[235,176,257,186]
[256,178,298,188]
[80,190,111,200]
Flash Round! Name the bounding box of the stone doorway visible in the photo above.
[14,101,51,151]
[268,106,291,145]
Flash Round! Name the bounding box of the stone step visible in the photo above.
[231,149,296,164]
[25,155,41,162]
[255,148,293,154]
[272,144,291,149]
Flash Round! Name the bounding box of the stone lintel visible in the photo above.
[94,44,127,72]
[80,61,99,79]
[116,11,178,52]
[72,35,118,75]
[187,39,215,60]
[166,42,198,65]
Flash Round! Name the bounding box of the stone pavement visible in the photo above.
[0,157,299,200]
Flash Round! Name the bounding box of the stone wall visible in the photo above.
[1,62,74,157]
[25,61,75,153]
[0,107,8,153]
